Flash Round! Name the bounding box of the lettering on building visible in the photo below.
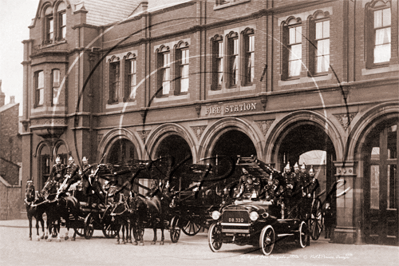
[204,102,258,116]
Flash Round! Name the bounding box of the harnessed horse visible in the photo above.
[44,180,81,241]
[24,180,47,241]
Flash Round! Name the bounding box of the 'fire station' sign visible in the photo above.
[202,101,258,116]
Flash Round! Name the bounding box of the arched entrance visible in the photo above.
[38,145,51,189]
[107,138,137,165]
[275,123,337,239]
[212,130,257,159]
[155,135,192,165]
[363,118,398,245]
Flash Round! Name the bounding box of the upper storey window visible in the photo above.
[227,32,239,87]
[243,29,255,85]
[282,18,302,79]
[42,2,67,45]
[52,69,60,106]
[367,1,391,67]
[125,53,137,101]
[57,2,66,40]
[109,61,120,104]
[175,42,190,95]
[211,35,223,90]
[373,8,391,63]
[35,71,44,107]
[156,46,171,97]
[44,6,54,44]
[309,12,330,75]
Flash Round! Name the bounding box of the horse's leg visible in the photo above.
[151,226,157,245]
[160,214,164,245]
[116,224,121,244]
[122,223,126,244]
[28,213,32,241]
[35,217,40,241]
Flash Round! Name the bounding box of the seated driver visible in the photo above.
[236,168,260,199]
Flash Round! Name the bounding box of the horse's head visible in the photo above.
[25,180,35,202]
[110,194,128,217]
[41,180,59,199]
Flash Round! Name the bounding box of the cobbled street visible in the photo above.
[0,219,398,266]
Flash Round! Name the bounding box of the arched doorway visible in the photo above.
[38,145,51,189]
[107,138,137,165]
[55,143,68,165]
[212,130,257,160]
[155,135,192,165]
[363,118,398,245]
[276,124,337,238]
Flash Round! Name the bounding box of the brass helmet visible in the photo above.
[309,166,315,177]
[294,162,299,173]
[242,168,249,175]
[55,156,61,165]
[284,162,291,173]
[82,156,88,165]
[68,156,74,165]
[301,163,306,173]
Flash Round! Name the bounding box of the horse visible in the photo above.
[44,180,81,241]
[109,192,131,244]
[24,180,47,241]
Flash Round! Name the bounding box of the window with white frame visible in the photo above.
[288,25,302,77]
[52,69,60,106]
[227,32,239,87]
[125,56,137,101]
[373,7,391,64]
[57,2,66,40]
[44,6,54,43]
[158,51,171,96]
[211,35,224,90]
[109,61,120,104]
[35,71,44,107]
[175,47,189,94]
[313,18,330,73]
[244,32,255,85]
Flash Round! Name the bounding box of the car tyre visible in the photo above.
[298,221,307,248]
[259,225,275,256]
[208,223,222,252]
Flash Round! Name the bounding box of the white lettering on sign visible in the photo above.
[205,102,257,116]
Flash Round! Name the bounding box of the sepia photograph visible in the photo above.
[0,0,398,265]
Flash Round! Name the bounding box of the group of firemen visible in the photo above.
[237,162,319,220]
[47,155,92,196]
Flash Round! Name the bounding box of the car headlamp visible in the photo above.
[249,211,259,221]
[212,211,221,220]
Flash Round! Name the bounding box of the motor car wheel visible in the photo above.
[259,225,275,256]
[208,223,223,252]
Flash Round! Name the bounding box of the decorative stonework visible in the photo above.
[137,130,151,142]
[30,118,66,126]
[255,120,274,136]
[97,134,103,146]
[334,112,357,131]
[190,126,207,140]
[336,166,354,176]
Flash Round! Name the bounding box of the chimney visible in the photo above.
[0,80,5,107]
[10,96,15,104]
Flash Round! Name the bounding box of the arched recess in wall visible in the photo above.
[199,117,263,161]
[35,141,51,189]
[265,110,344,167]
[97,128,142,163]
[53,139,70,165]
[145,123,196,163]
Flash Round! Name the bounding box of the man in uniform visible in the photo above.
[282,162,298,218]
[48,156,65,183]
[59,156,80,194]
[299,163,310,219]
[236,168,261,199]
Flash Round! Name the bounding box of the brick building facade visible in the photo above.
[0,80,23,220]
[21,0,398,244]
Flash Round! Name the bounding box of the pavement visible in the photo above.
[0,219,398,266]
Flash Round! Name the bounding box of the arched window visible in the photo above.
[282,17,302,79]
[44,6,54,44]
[57,2,66,40]
[211,34,223,90]
[309,11,330,75]
[175,42,189,95]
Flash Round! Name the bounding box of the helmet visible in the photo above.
[242,168,249,175]
[68,156,74,164]
[284,162,291,172]
[82,156,88,164]
[294,162,299,173]
[301,163,306,172]
[55,156,61,164]
[309,166,315,177]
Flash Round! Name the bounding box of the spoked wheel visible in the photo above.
[83,213,94,239]
[74,227,85,237]
[181,217,201,236]
[208,223,223,252]
[298,221,308,248]
[102,206,117,238]
[259,225,275,256]
[310,198,323,240]
[169,216,181,243]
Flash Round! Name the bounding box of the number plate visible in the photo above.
[222,211,249,223]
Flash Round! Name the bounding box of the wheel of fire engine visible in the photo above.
[298,221,308,248]
[169,216,181,243]
[310,198,323,240]
[74,227,85,237]
[259,225,275,256]
[208,223,223,252]
[102,206,117,238]
[181,217,201,236]
[83,213,94,239]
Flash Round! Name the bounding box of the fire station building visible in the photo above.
[21,0,398,245]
